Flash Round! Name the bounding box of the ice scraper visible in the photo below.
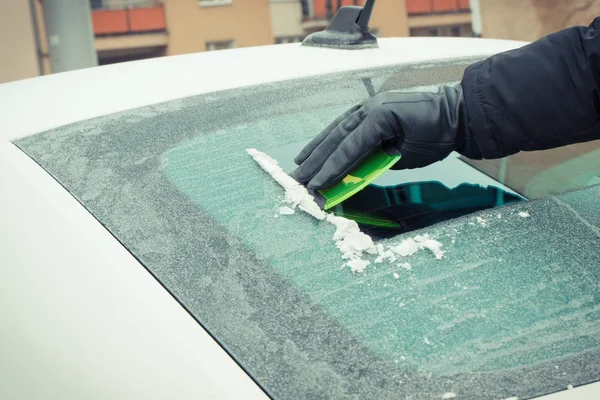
[316,149,401,210]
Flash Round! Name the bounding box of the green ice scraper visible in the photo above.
[318,149,401,210]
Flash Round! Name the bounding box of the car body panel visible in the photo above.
[0,138,269,399]
[2,37,599,399]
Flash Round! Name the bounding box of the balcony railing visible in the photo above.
[90,0,159,10]
[406,0,470,15]
[91,2,166,35]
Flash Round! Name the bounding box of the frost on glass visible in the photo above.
[14,60,600,400]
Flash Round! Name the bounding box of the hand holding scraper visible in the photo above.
[291,85,479,209]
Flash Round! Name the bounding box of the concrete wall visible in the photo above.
[0,1,40,83]
[164,0,275,55]
[270,0,304,38]
[479,0,600,41]
[370,0,410,37]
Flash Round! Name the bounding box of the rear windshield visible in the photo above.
[15,58,600,400]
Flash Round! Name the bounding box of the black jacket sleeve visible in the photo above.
[459,17,600,159]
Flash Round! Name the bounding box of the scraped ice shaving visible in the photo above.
[393,272,400,279]
[391,238,420,257]
[414,235,445,259]
[518,211,530,218]
[476,216,487,227]
[375,244,397,263]
[346,259,370,273]
[278,206,295,215]
[399,262,412,271]
[424,336,431,345]
[389,235,444,259]
[248,148,374,269]
[567,384,574,390]
[442,393,456,399]
[503,397,518,400]
[247,148,447,272]
[246,148,325,220]
[326,214,376,260]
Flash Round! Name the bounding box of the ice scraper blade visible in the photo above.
[318,149,401,210]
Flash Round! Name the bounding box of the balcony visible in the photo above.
[90,1,168,64]
[406,0,472,37]
[91,1,166,36]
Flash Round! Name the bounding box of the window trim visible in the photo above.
[206,40,236,51]
[198,0,232,7]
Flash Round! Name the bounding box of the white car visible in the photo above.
[2,19,600,400]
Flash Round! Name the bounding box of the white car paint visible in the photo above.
[1,37,598,399]
[0,37,527,141]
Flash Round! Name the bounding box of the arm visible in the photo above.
[293,18,600,190]
[462,17,600,159]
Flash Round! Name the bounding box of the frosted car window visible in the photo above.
[15,59,600,400]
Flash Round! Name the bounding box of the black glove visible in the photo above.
[292,84,482,190]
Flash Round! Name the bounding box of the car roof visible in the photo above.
[0,37,526,142]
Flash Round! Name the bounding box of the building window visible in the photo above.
[275,36,304,45]
[91,0,158,9]
[410,25,471,37]
[428,27,439,36]
[198,0,232,7]
[206,40,236,51]
[90,0,104,9]
[300,0,310,19]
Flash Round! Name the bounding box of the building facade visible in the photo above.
[1,0,475,84]
[0,1,41,83]
[478,0,600,42]
[406,0,472,37]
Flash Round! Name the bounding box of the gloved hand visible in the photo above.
[292,84,482,190]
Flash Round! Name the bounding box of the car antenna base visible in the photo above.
[301,0,378,50]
